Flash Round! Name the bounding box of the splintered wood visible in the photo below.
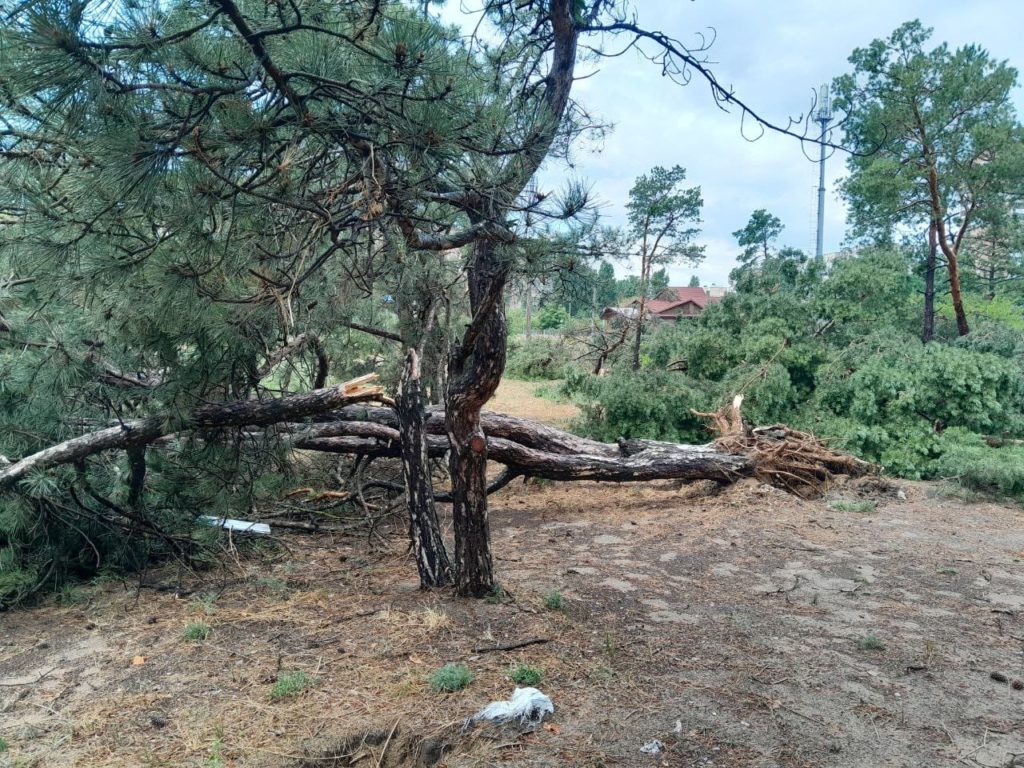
[341,373,383,399]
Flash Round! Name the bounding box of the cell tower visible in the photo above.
[813,84,832,263]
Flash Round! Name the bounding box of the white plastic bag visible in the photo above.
[467,687,554,728]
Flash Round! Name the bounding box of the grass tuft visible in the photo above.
[858,634,885,651]
[428,663,473,693]
[542,589,564,610]
[269,670,316,700]
[829,500,877,514]
[483,584,507,604]
[422,607,450,631]
[183,621,211,642]
[509,663,543,686]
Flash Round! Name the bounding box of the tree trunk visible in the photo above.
[396,349,453,589]
[293,411,875,492]
[445,238,509,597]
[927,165,969,336]
[945,241,970,337]
[922,222,937,343]
[631,297,646,372]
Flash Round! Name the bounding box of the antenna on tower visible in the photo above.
[813,84,832,263]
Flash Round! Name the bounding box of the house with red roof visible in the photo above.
[601,286,728,326]
[645,286,723,320]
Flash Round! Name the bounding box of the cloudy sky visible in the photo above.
[441,0,1024,287]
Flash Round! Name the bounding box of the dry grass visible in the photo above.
[484,379,578,427]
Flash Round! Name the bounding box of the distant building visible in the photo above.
[601,285,729,326]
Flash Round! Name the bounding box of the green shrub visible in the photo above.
[509,664,543,686]
[536,304,569,330]
[931,434,1024,500]
[563,369,715,444]
[506,338,568,381]
[428,663,473,693]
[269,670,315,700]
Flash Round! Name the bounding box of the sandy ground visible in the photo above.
[2,384,1024,768]
[485,379,578,427]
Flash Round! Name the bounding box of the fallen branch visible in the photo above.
[0,375,384,488]
[473,637,549,653]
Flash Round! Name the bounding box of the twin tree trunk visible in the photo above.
[445,238,509,597]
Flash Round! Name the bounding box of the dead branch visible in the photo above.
[473,637,549,653]
[0,375,384,488]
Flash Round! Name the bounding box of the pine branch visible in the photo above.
[0,376,384,488]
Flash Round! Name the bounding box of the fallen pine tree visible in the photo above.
[283,395,875,497]
[0,382,875,599]
[1,384,874,498]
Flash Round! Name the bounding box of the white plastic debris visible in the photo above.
[197,516,271,535]
[467,687,554,728]
[640,739,664,754]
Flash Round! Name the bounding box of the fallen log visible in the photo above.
[286,406,873,495]
[1,380,874,498]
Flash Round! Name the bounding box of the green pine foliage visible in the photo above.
[0,0,492,602]
[565,247,1024,496]
[506,338,569,381]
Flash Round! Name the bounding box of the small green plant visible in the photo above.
[542,590,564,610]
[0,736,7,752]
[859,635,885,651]
[57,583,89,606]
[192,591,220,614]
[183,621,211,642]
[428,663,473,693]
[509,664,543,686]
[269,670,315,700]
[938,567,958,575]
[829,500,877,514]
[603,632,618,661]
[484,584,507,605]
[255,577,289,599]
[204,738,225,768]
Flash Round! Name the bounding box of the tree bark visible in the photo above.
[630,299,645,372]
[0,376,383,488]
[435,0,580,597]
[395,349,452,588]
[445,238,509,597]
[923,221,937,343]
[926,165,969,336]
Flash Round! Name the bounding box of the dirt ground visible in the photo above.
[485,379,578,427]
[2,387,1024,768]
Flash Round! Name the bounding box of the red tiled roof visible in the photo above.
[657,286,711,307]
[645,299,688,314]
